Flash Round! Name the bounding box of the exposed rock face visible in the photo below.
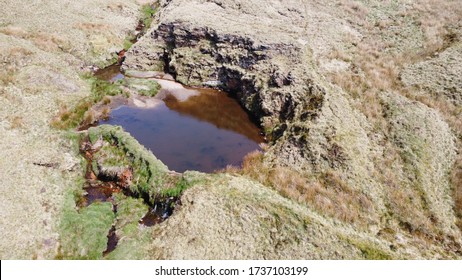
[123,0,462,258]
[3,0,460,259]
[124,22,321,127]
[123,0,339,169]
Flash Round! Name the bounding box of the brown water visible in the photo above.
[97,67,264,173]
[139,197,180,227]
[79,184,117,207]
[94,65,125,82]
[102,225,118,256]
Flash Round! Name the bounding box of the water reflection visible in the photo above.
[101,90,264,173]
[96,66,264,173]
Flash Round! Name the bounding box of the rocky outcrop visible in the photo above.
[124,23,323,131]
[119,0,462,258]
[123,0,387,221]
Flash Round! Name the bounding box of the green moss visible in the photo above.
[104,228,151,260]
[88,125,168,202]
[114,195,148,228]
[88,128,100,144]
[140,3,158,28]
[161,177,190,197]
[350,240,393,260]
[123,37,135,50]
[92,78,124,99]
[124,78,161,97]
[52,77,124,130]
[91,159,99,176]
[96,143,130,167]
[59,191,115,259]
[152,61,166,72]
[104,195,151,259]
[64,130,85,154]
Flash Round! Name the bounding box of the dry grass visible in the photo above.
[223,151,376,227]
[0,47,34,86]
[8,47,34,57]
[0,26,69,52]
[0,70,16,87]
[51,77,123,129]
[77,22,110,32]
[402,91,462,138]
[327,47,352,63]
[339,0,368,20]
[51,100,93,129]
[102,96,112,105]
[9,116,24,129]
[451,150,462,231]
[0,0,146,259]
[325,0,462,237]
[410,1,462,54]
[101,106,111,120]
[329,0,461,114]
[328,48,400,133]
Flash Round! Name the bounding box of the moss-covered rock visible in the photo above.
[120,77,161,97]
[88,125,167,194]
[59,195,114,259]
[105,195,151,260]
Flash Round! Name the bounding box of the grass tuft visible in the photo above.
[140,3,158,28]
[88,125,168,201]
[51,77,123,129]
[224,151,375,227]
[349,239,393,260]
[58,194,114,259]
[451,152,462,231]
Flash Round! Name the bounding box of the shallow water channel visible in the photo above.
[95,66,264,173]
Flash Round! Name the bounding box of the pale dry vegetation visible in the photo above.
[329,0,461,121]
[8,116,24,129]
[325,0,462,237]
[224,150,376,227]
[51,77,123,129]
[453,153,462,231]
[0,0,145,259]
[374,142,435,236]
[410,1,461,54]
[0,47,34,87]
[0,26,71,53]
[0,69,16,87]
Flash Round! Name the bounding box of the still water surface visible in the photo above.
[99,73,264,173]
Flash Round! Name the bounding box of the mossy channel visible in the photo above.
[56,0,265,258]
[55,1,196,259]
[58,69,264,257]
[58,125,200,259]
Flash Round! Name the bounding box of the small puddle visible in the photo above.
[79,134,181,226]
[139,197,179,226]
[94,64,125,82]
[97,66,265,173]
[79,183,120,207]
[103,225,118,256]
